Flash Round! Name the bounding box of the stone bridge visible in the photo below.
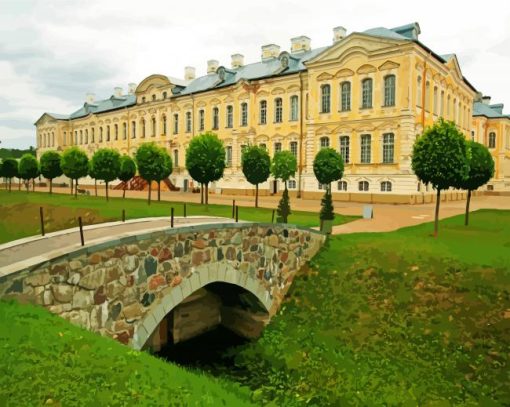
[0,221,324,350]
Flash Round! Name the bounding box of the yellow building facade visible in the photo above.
[35,22,510,203]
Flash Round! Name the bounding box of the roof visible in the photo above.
[39,21,483,122]
[473,101,510,119]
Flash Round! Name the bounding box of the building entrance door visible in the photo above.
[271,180,278,194]
[183,179,188,192]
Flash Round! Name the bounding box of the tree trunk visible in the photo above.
[205,183,209,205]
[32,178,35,192]
[148,182,151,205]
[26,180,29,193]
[465,189,472,226]
[70,179,73,195]
[18,179,21,191]
[49,179,53,194]
[434,188,441,237]
[106,181,109,201]
[9,179,11,192]
[158,181,161,201]
[123,183,126,199]
[200,183,204,204]
[94,179,97,196]
[255,183,259,208]
[75,180,78,198]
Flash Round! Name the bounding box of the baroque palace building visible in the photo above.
[35,22,510,203]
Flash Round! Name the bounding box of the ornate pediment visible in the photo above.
[317,72,334,81]
[237,92,249,100]
[271,87,286,95]
[256,90,270,98]
[357,64,377,74]
[210,98,221,105]
[287,85,300,92]
[335,68,354,78]
[378,60,400,71]
[196,101,206,108]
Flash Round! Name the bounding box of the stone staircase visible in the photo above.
[114,176,180,191]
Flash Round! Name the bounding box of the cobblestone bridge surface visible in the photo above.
[0,221,324,349]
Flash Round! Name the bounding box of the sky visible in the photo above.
[0,0,509,149]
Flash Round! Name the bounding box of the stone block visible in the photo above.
[51,284,73,303]
[79,268,106,290]
[122,302,144,321]
[25,272,50,287]
[72,290,94,309]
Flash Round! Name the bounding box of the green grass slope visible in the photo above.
[0,300,254,406]
[218,210,510,405]
[0,190,357,244]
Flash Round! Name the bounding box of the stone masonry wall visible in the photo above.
[0,223,324,348]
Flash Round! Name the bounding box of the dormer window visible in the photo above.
[152,94,156,101]
[163,91,167,99]
[142,96,146,103]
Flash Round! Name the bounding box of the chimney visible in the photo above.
[290,36,311,54]
[333,26,347,43]
[85,93,95,104]
[231,54,244,69]
[128,83,137,95]
[261,44,280,61]
[207,59,219,74]
[482,96,491,105]
[184,66,196,81]
[114,87,123,97]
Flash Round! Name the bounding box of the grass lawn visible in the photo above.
[0,190,357,244]
[0,300,255,406]
[211,209,510,405]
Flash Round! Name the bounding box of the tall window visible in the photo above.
[360,134,371,163]
[259,143,267,150]
[320,84,331,113]
[380,181,392,192]
[212,107,219,129]
[259,100,267,124]
[114,124,118,140]
[123,123,127,140]
[489,132,496,149]
[338,180,347,191]
[425,81,430,111]
[358,181,369,191]
[274,142,282,153]
[163,115,167,135]
[341,82,351,111]
[131,122,136,139]
[241,102,248,126]
[173,114,179,134]
[290,96,298,121]
[383,75,395,107]
[150,117,155,137]
[339,136,350,164]
[91,129,94,143]
[382,133,394,163]
[290,141,298,157]
[226,105,233,128]
[84,130,88,144]
[440,90,445,116]
[199,109,205,131]
[63,131,67,146]
[141,119,146,138]
[274,98,283,123]
[162,91,167,99]
[226,146,232,167]
[320,136,330,149]
[453,98,457,123]
[79,130,83,144]
[361,78,373,108]
[99,127,103,142]
[106,126,110,142]
[417,76,422,106]
[447,95,451,117]
[185,112,191,133]
[433,86,438,115]
[173,149,179,167]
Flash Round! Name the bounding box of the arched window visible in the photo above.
[241,102,248,126]
[123,123,127,140]
[361,79,373,108]
[185,112,191,133]
[131,121,136,139]
[384,75,396,107]
[358,181,369,191]
[274,142,282,153]
[274,98,283,123]
[225,146,233,167]
[382,133,394,163]
[259,100,267,124]
[79,130,83,144]
[488,132,496,149]
[84,130,88,144]
[142,96,146,103]
[433,86,438,115]
[106,126,111,142]
[320,136,329,149]
[360,134,371,163]
[453,98,457,123]
[173,149,179,167]
[417,76,422,106]
[290,95,298,121]
[63,131,67,146]
[114,124,118,140]
[91,128,94,143]
[173,114,178,134]
[152,94,156,101]
[288,180,297,189]
[99,127,103,142]
[341,82,351,111]
[141,119,146,138]
[199,109,205,131]
[425,81,430,111]
[337,180,348,191]
[320,84,331,113]
[339,136,350,163]
[163,115,167,135]
[447,95,451,117]
[380,181,392,192]
[162,91,167,99]
[226,105,233,128]
[212,107,219,129]
[151,117,156,136]
[290,141,298,157]
[440,90,445,116]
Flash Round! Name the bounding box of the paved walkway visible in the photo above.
[0,216,237,269]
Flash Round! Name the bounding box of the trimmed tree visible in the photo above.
[118,155,137,199]
[155,149,173,202]
[40,150,63,194]
[242,145,271,207]
[90,148,121,201]
[412,118,469,237]
[18,154,39,193]
[60,147,89,198]
[313,148,344,231]
[2,158,18,192]
[271,150,297,223]
[136,142,172,205]
[88,160,99,196]
[460,141,495,226]
[185,132,225,205]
